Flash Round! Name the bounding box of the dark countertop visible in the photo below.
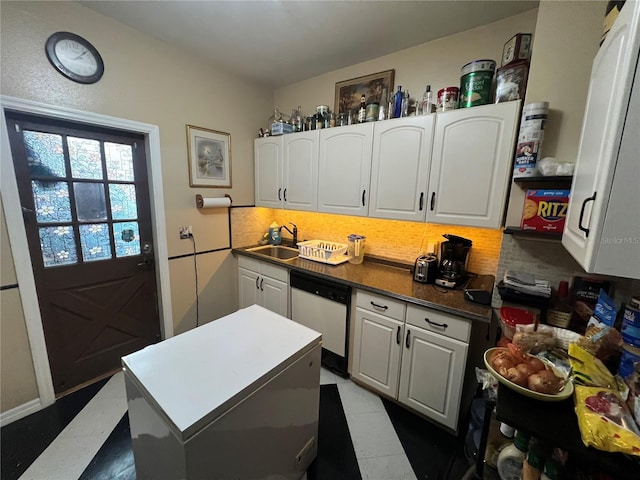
[233,246,493,324]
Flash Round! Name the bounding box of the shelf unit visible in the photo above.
[504,175,573,239]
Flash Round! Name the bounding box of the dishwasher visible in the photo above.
[290,271,351,377]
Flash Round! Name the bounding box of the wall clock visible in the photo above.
[45,32,104,84]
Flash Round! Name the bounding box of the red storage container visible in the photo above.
[499,306,535,340]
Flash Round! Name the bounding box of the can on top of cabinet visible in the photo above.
[437,86,460,112]
[459,59,496,108]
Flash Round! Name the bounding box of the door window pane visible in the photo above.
[32,181,72,223]
[23,131,65,177]
[68,137,103,179]
[105,142,134,181]
[109,184,138,220]
[113,222,140,257]
[74,182,107,221]
[39,225,77,266]
[79,223,112,262]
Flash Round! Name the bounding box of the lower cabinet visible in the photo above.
[351,291,469,431]
[237,256,289,318]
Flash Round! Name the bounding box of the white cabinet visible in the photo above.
[562,1,640,280]
[283,131,319,211]
[238,256,289,317]
[352,292,406,398]
[254,137,283,208]
[369,116,434,221]
[398,305,469,431]
[317,123,374,216]
[427,101,520,228]
[352,291,470,431]
[255,132,319,210]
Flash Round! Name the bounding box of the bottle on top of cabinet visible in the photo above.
[357,95,367,123]
[422,85,435,114]
[393,86,403,118]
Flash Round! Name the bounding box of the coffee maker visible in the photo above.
[435,234,473,288]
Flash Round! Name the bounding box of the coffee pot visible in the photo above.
[435,234,473,288]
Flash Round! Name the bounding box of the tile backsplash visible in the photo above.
[231,207,502,276]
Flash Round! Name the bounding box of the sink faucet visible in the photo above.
[280,222,298,246]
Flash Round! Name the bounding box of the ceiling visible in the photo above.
[81,1,539,89]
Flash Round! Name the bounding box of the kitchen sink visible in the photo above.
[247,245,299,261]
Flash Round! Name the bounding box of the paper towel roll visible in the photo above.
[195,194,232,209]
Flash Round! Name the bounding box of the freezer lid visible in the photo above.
[121,305,322,440]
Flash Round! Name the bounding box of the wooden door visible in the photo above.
[5,111,161,395]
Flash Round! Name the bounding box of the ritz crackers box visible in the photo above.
[521,189,570,233]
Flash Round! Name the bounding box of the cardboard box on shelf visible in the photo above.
[520,189,570,233]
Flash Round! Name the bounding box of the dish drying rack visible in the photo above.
[297,240,349,264]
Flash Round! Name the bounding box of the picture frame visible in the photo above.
[334,69,395,116]
[186,125,232,188]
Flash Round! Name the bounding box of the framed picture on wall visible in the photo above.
[334,69,395,116]
[186,125,232,188]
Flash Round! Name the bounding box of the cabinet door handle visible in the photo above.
[260,278,264,291]
[419,192,424,211]
[370,301,388,310]
[283,188,287,202]
[405,330,411,349]
[255,277,260,290]
[430,192,436,211]
[578,192,597,238]
[278,188,282,201]
[425,318,448,329]
[396,325,401,344]
[362,189,366,207]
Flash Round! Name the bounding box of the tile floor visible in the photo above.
[2,368,473,480]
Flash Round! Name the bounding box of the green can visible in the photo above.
[459,59,496,108]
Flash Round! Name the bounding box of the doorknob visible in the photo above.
[137,257,153,269]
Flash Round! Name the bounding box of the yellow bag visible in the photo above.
[574,385,640,456]
[569,343,615,388]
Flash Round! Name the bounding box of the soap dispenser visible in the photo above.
[268,222,281,245]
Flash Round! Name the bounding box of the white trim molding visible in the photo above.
[0,399,43,427]
[0,95,173,414]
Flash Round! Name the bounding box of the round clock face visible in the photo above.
[45,32,104,84]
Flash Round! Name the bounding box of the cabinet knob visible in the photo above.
[283,188,287,202]
[419,192,424,211]
[405,330,411,348]
[430,192,436,211]
[278,188,282,201]
[362,189,366,207]
[396,325,401,344]
[260,278,264,291]
[255,277,260,290]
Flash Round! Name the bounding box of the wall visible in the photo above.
[496,0,640,310]
[273,9,539,121]
[0,1,272,412]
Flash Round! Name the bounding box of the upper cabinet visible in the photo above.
[255,131,320,210]
[317,123,374,217]
[283,131,319,211]
[254,101,520,229]
[369,116,434,222]
[255,136,283,208]
[427,101,520,229]
[562,1,640,279]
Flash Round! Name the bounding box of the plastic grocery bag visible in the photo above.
[574,385,640,456]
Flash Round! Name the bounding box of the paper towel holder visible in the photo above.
[195,194,233,209]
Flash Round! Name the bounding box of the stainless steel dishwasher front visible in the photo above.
[290,270,351,377]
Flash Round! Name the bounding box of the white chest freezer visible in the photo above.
[122,305,322,480]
